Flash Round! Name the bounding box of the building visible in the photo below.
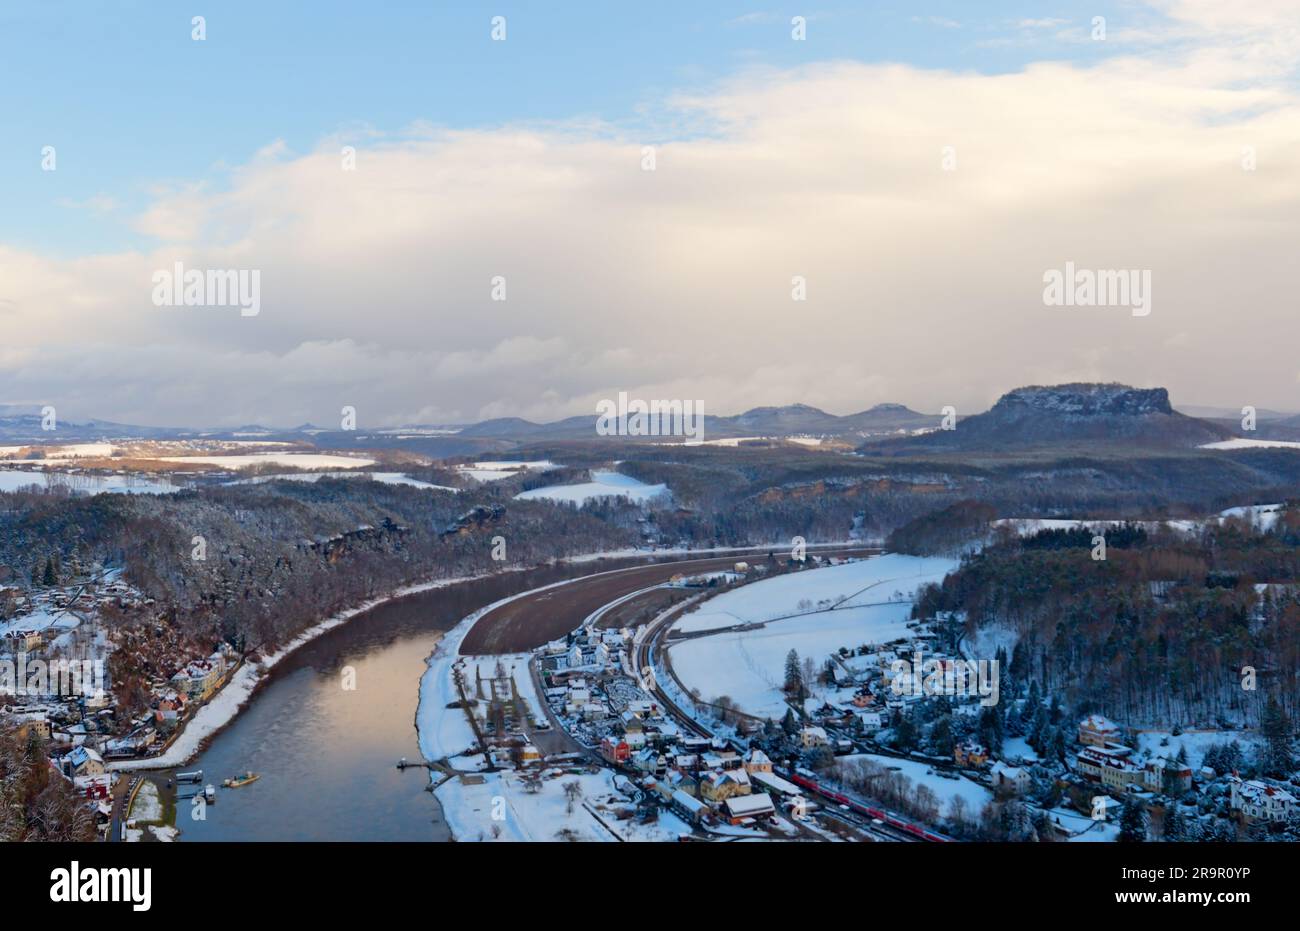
[954,741,989,768]
[10,711,51,741]
[724,792,776,824]
[600,736,631,765]
[700,768,752,804]
[1076,746,1143,790]
[744,748,773,774]
[857,711,885,734]
[1143,756,1193,795]
[1078,714,1122,747]
[991,761,1030,795]
[1228,775,1297,823]
[65,746,105,778]
[799,726,829,749]
[671,789,708,824]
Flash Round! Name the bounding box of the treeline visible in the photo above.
[0,728,96,841]
[915,513,1300,727]
[0,479,636,657]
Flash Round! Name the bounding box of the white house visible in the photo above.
[1228,775,1297,823]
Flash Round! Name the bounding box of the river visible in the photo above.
[171,553,713,841]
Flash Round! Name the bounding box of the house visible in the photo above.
[723,792,776,824]
[799,726,829,749]
[744,748,773,774]
[600,736,631,765]
[700,768,752,804]
[1078,714,1122,747]
[1228,775,1297,823]
[3,629,42,652]
[66,746,105,778]
[170,653,226,702]
[632,749,667,777]
[858,711,885,734]
[520,744,542,765]
[991,761,1030,795]
[10,711,51,741]
[954,741,989,768]
[1143,756,1193,795]
[671,789,708,824]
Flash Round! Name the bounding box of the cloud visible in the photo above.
[2,0,1299,427]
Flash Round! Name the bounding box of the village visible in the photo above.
[430,554,1298,843]
[0,562,242,840]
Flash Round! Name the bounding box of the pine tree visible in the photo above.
[1163,803,1184,841]
[1259,697,1293,778]
[783,649,804,698]
[1119,801,1148,842]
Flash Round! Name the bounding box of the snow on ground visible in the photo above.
[1201,438,1300,451]
[1046,806,1121,842]
[129,781,163,822]
[148,825,179,842]
[0,469,181,495]
[835,752,993,816]
[459,460,557,482]
[153,453,376,469]
[669,602,915,718]
[1134,729,1259,769]
[998,502,1289,537]
[226,470,457,491]
[673,554,956,635]
[436,767,690,842]
[1001,736,1039,764]
[666,555,956,717]
[514,470,667,506]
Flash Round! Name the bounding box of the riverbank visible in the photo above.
[109,571,501,771]
[112,541,859,774]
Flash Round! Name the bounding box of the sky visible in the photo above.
[1,0,1298,428]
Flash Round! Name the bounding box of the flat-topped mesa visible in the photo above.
[862,382,1231,452]
[993,383,1174,418]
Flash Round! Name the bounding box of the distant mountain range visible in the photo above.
[0,401,939,445]
[6,386,1297,454]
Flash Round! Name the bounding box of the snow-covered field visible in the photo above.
[1134,729,1259,769]
[673,555,956,635]
[1200,438,1300,451]
[835,752,993,816]
[514,470,667,506]
[668,602,915,717]
[459,460,557,482]
[227,470,457,491]
[436,767,693,842]
[665,555,955,717]
[153,453,376,469]
[0,469,181,495]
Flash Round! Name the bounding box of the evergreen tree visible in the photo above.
[1163,803,1184,841]
[1118,801,1148,842]
[780,707,798,736]
[1259,697,1294,778]
[783,649,805,699]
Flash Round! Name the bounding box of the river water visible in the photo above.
[174,554,680,841]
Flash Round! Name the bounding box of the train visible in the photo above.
[783,768,953,842]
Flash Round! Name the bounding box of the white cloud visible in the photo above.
[2,1,1299,427]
